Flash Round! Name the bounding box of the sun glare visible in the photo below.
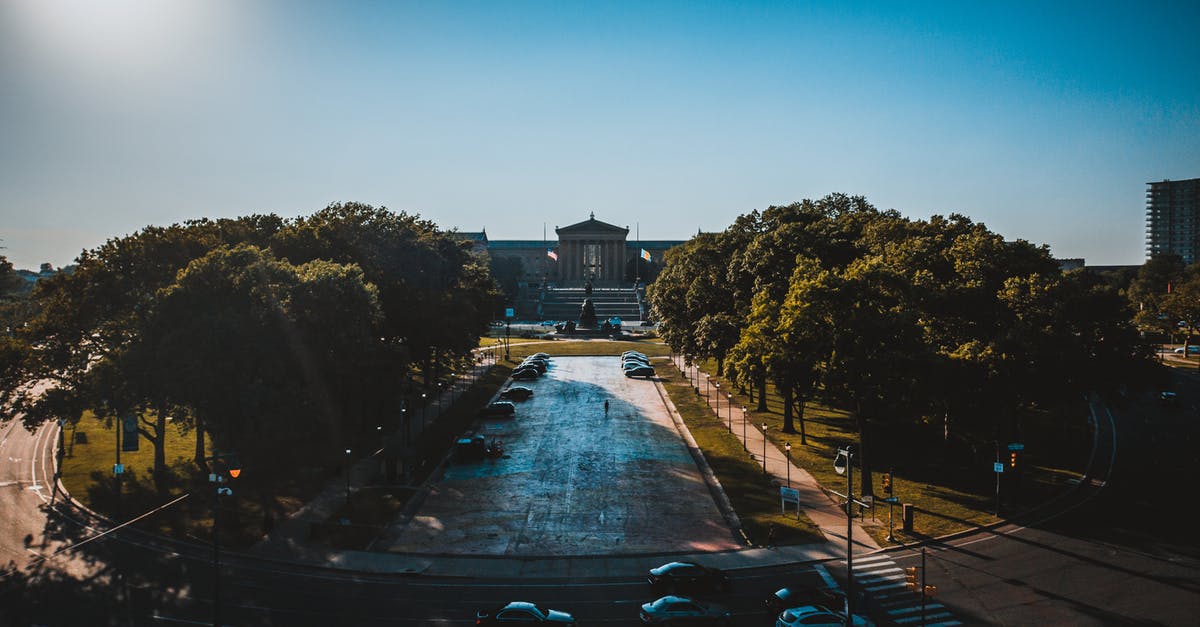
[9,0,227,79]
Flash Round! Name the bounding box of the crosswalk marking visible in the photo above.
[849,554,962,627]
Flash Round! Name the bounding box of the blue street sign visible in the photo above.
[994,462,1005,473]
[1007,442,1024,451]
[883,496,900,504]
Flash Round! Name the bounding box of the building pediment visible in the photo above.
[555,213,630,238]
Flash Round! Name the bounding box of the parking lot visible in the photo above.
[374,356,739,556]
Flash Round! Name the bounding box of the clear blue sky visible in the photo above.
[2,0,1197,270]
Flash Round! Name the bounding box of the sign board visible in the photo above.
[1007,442,1024,451]
[993,462,1005,473]
[883,496,900,504]
[121,414,139,452]
[780,486,799,503]
[505,308,515,319]
[113,463,124,475]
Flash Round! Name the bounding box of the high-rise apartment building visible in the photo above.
[1146,177,1200,263]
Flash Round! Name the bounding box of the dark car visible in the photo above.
[499,386,534,401]
[477,601,576,625]
[622,350,647,359]
[622,355,651,365]
[520,359,548,373]
[766,586,844,615]
[454,434,488,462]
[647,561,731,594]
[1160,391,1178,406]
[530,352,551,359]
[511,362,540,377]
[625,365,656,378]
[639,595,731,625]
[481,401,516,416]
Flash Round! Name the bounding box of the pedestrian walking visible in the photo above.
[604,400,609,415]
[767,523,776,548]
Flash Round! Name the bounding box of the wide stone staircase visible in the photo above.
[536,287,644,323]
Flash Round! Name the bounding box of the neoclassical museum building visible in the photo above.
[456,214,686,321]
[457,213,685,289]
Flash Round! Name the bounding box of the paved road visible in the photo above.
[375,356,740,555]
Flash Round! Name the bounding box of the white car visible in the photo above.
[776,605,874,627]
[1173,345,1200,354]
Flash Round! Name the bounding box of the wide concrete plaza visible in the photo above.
[374,355,739,556]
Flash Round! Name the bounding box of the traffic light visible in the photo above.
[1010,451,1018,469]
[882,471,893,494]
[905,567,919,591]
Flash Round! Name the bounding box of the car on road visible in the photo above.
[625,365,656,378]
[1160,391,1178,406]
[639,595,731,625]
[647,561,731,594]
[1173,345,1200,354]
[511,362,540,377]
[775,604,873,627]
[477,601,576,625]
[499,386,534,401]
[481,401,516,417]
[766,586,844,615]
[520,359,548,373]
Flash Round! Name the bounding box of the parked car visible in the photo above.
[477,601,576,625]
[639,595,731,625]
[775,604,873,627]
[511,362,540,377]
[622,355,651,365]
[520,359,548,373]
[481,401,516,416]
[622,351,648,360]
[647,561,731,594]
[499,386,534,401]
[530,352,551,360]
[454,434,488,462]
[1160,391,1178,406]
[1173,345,1200,354]
[622,359,650,370]
[625,365,656,378]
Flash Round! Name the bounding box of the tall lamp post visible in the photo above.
[761,423,768,474]
[206,453,240,627]
[742,406,748,451]
[834,445,857,625]
[727,393,733,432]
[344,448,352,508]
[421,392,427,431]
[705,374,710,401]
[785,442,792,487]
[714,382,721,416]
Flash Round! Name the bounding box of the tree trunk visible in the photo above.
[854,403,872,498]
[797,397,808,445]
[153,403,167,493]
[756,376,768,412]
[194,415,208,473]
[781,383,795,433]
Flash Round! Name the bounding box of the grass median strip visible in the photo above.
[659,363,824,547]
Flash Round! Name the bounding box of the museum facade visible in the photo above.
[460,213,686,289]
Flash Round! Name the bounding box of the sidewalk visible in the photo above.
[670,356,880,555]
[252,354,497,561]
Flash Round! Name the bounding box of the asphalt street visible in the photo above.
[374,356,740,555]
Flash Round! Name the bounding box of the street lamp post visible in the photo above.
[714,382,720,416]
[742,406,748,451]
[421,392,427,431]
[205,453,240,627]
[438,381,445,412]
[727,393,733,432]
[705,374,710,401]
[835,446,856,625]
[344,448,352,508]
[761,423,768,475]
[785,442,792,487]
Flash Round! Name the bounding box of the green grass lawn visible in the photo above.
[680,356,1088,545]
[660,365,824,547]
